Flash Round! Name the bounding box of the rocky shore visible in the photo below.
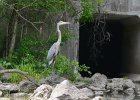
[0,73,140,100]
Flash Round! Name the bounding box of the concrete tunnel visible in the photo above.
[79,14,140,78]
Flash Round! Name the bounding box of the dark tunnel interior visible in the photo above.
[79,20,123,78]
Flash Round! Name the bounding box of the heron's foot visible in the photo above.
[51,70,56,76]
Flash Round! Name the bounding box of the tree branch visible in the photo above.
[2,1,41,33]
[0,69,39,86]
[17,0,37,11]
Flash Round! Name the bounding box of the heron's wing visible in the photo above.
[47,43,59,61]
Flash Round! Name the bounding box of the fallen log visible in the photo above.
[0,69,39,86]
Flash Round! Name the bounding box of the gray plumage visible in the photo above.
[47,42,60,65]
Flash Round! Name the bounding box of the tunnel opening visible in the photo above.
[79,20,123,78]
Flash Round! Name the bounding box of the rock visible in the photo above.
[94,91,104,96]
[79,88,94,98]
[74,82,87,89]
[0,91,2,97]
[5,84,19,93]
[135,83,140,95]
[111,90,119,96]
[107,78,124,91]
[106,78,135,93]
[0,97,10,100]
[49,80,94,100]
[123,79,135,89]
[124,94,135,100]
[30,84,53,100]
[91,73,107,89]
[57,94,73,100]
[0,84,5,90]
[11,92,28,100]
[92,96,103,100]
[39,74,66,85]
[19,80,37,93]
[0,83,19,93]
[48,97,59,100]
[124,88,135,95]
[88,85,106,91]
[111,93,135,100]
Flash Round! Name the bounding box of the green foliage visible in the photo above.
[13,36,47,64]
[55,55,72,76]
[80,0,103,22]
[0,54,91,83]
[123,76,128,79]
[78,64,91,75]
[54,55,91,81]
[0,58,16,69]
[10,63,48,83]
[0,0,75,22]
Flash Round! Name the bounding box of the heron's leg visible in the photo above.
[51,60,56,75]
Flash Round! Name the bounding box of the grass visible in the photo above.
[10,63,49,83]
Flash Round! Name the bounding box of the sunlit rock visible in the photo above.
[49,80,94,100]
[30,84,53,100]
[11,92,28,100]
[91,73,107,89]
[92,96,103,100]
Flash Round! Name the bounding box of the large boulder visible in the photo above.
[106,78,135,93]
[39,74,66,86]
[19,80,37,93]
[30,84,53,100]
[10,92,28,100]
[0,97,10,100]
[91,73,108,89]
[123,79,135,89]
[107,78,124,91]
[124,88,135,95]
[49,80,94,100]
[0,83,19,93]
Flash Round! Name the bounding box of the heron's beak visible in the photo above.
[64,22,71,25]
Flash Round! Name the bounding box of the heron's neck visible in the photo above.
[57,25,61,44]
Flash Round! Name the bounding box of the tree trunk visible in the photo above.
[6,9,15,57]
[8,16,18,58]
[5,7,18,58]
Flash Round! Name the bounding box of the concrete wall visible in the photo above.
[61,0,81,61]
[102,0,140,12]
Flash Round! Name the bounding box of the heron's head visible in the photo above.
[57,21,70,26]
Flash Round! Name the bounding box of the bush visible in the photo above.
[55,55,91,81]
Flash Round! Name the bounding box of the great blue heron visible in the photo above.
[47,21,70,73]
